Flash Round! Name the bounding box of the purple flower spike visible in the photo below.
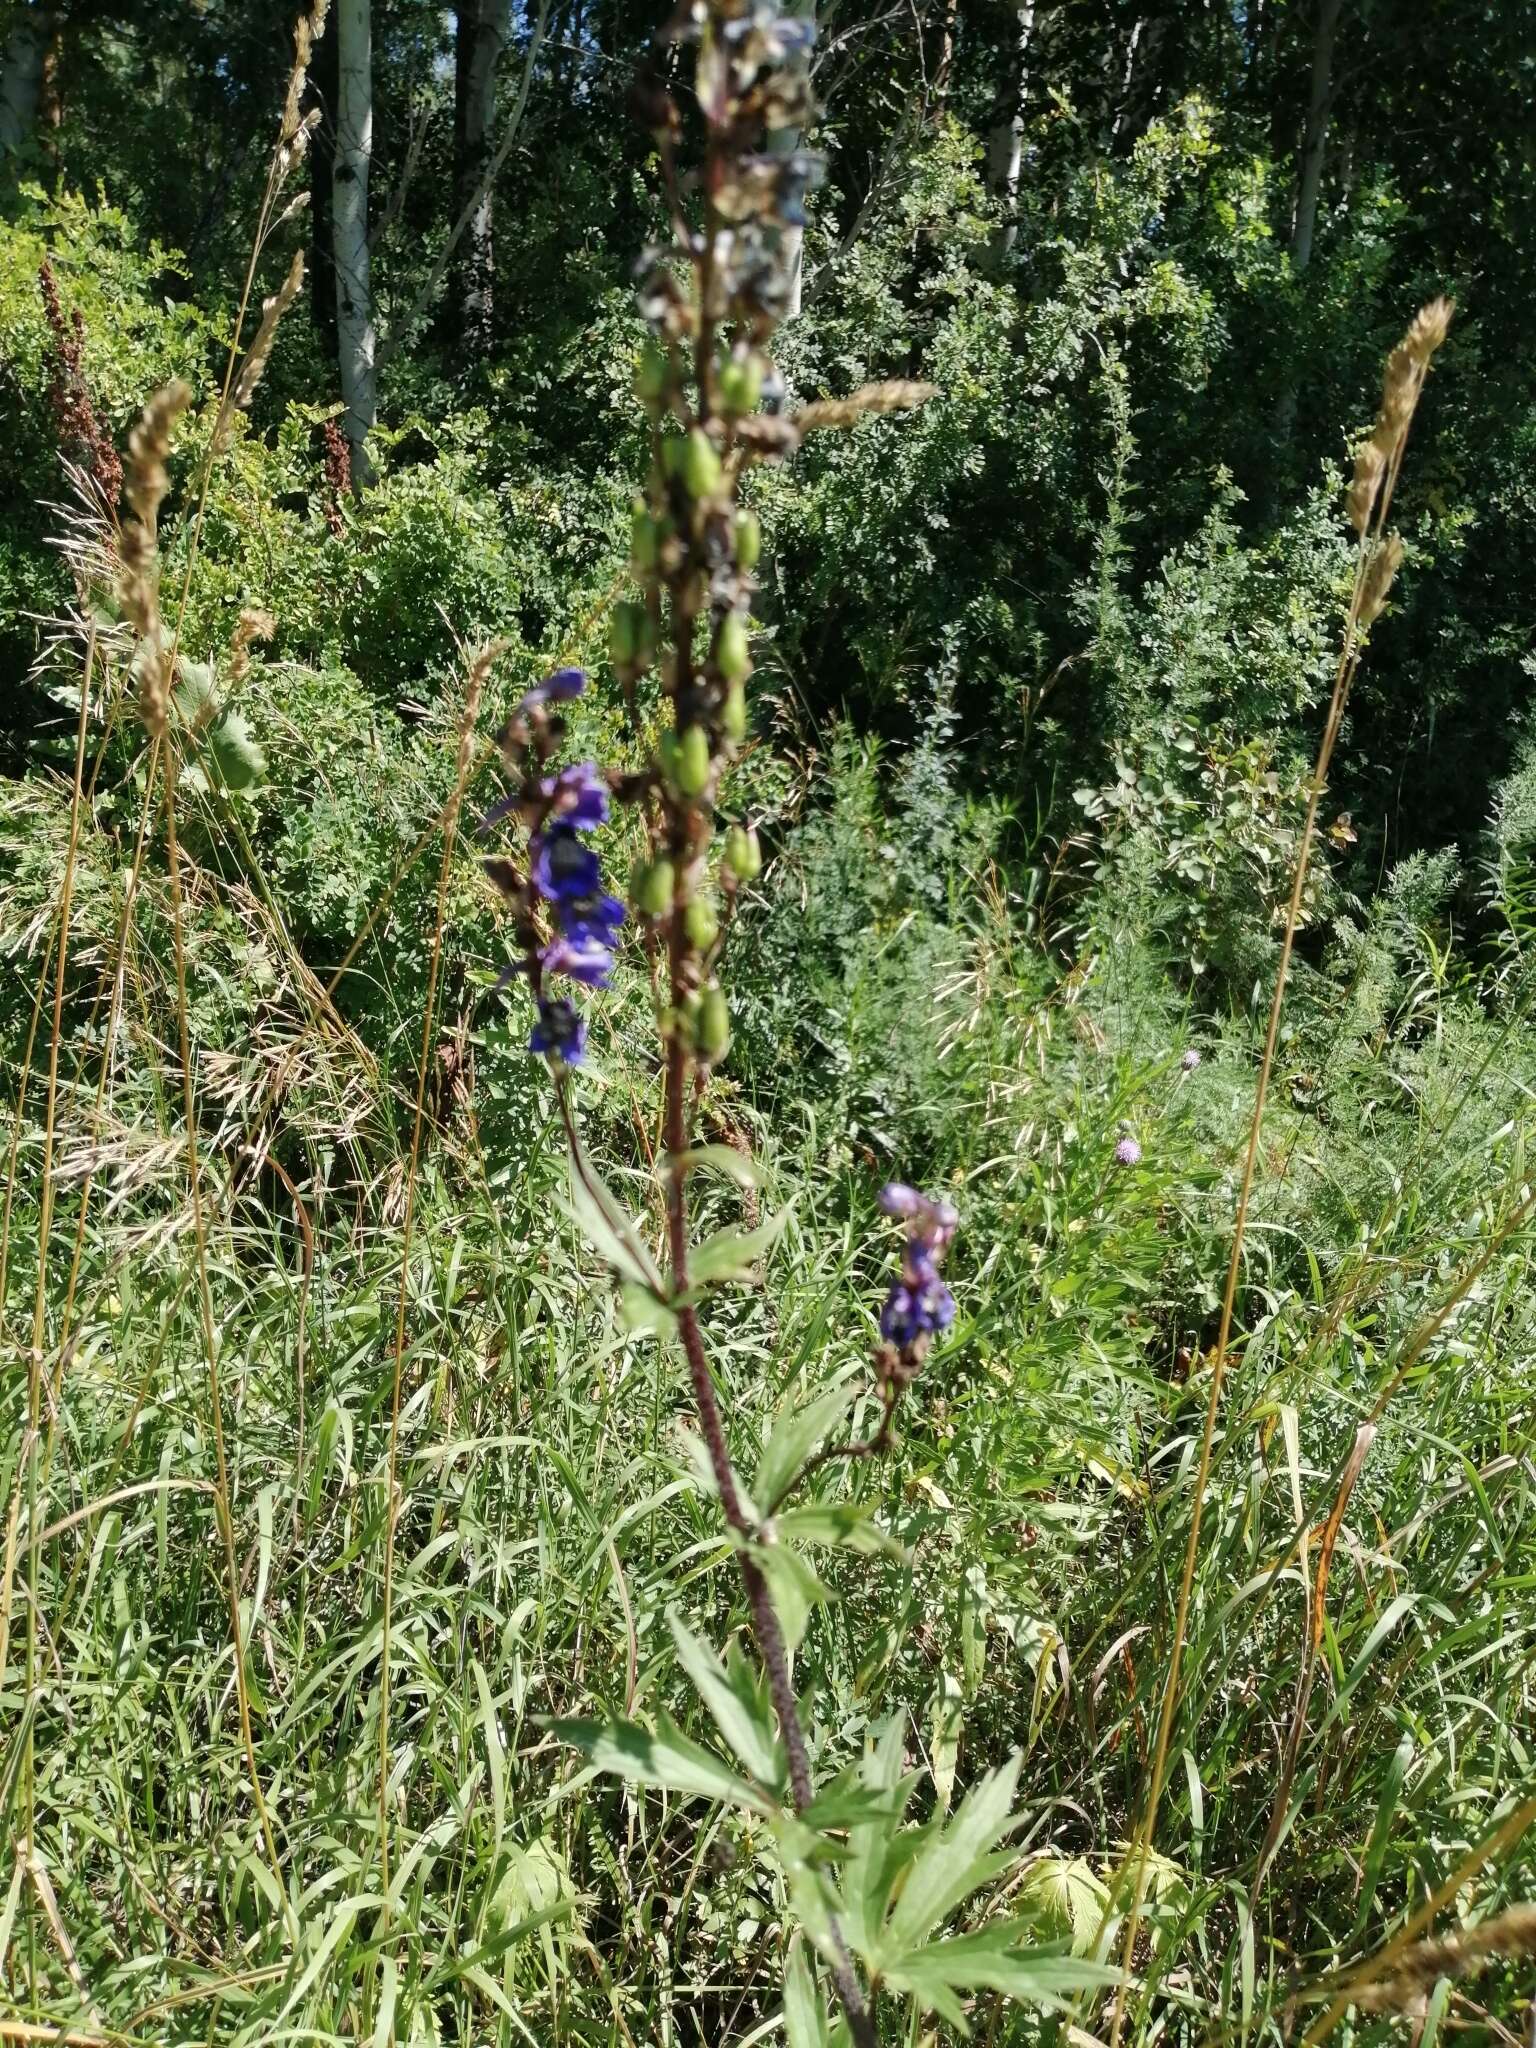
[531,825,603,904]
[541,932,616,988]
[559,890,627,949]
[879,1183,923,1219]
[544,667,587,700]
[530,995,588,1064]
[880,1275,956,1347]
[1115,1136,1142,1166]
[1181,1047,1201,1071]
[878,1179,959,1356]
[543,760,610,830]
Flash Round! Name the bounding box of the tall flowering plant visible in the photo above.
[481,4,1104,2038]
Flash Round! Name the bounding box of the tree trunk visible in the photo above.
[767,0,814,320]
[931,0,958,119]
[1290,0,1343,273]
[986,1,1036,263]
[305,5,338,355]
[454,0,504,358]
[0,2,53,161]
[333,0,376,482]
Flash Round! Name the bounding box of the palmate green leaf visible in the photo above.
[1019,1854,1111,1956]
[552,1712,775,1817]
[755,1376,856,1510]
[690,1205,792,1284]
[666,1610,785,1793]
[209,709,267,790]
[883,1921,1119,2034]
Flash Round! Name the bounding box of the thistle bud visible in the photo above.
[682,428,723,500]
[724,824,762,883]
[715,612,751,684]
[734,509,762,572]
[676,722,712,797]
[698,982,731,1062]
[635,341,669,406]
[685,893,720,951]
[719,355,763,416]
[636,857,675,917]
[722,683,748,745]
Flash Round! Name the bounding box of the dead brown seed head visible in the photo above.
[1359,531,1404,626]
[1403,295,1454,366]
[1346,440,1386,535]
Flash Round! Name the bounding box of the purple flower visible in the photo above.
[1181,1048,1201,1072]
[1114,1136,1142,1166]
[880,1274,956,1347]
[540,931,616,988]
[529,995,588,1065]
[520,667,587,715]
[531,825,603,904]
[879,1182,958,1253]
[558,890,626,949]
[542,760,610,831]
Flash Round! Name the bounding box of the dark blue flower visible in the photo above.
[531,825,603,904]
[880,1274,956,1347]
[542,760,610,830]
[529,995,588,1064]
[520,667,587,715]
[558,890,627,949]
[540,931,616,988]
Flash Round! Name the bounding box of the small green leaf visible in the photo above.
[755,1376,856,1510]
[691,1206,791,1284]
[173,657,218,731]
[666,1611,785,1793]
[552,1713,774,1816]
[751,1538,828,1652]
[209,709,266,790]
[1020,1855,1111,1955]
[671,1142,766,1187]
[884,1922,1118,2030]
[783,1935,832,2048]
[619,1283,677,1338]
[776,1503,907,1559]
[882,1751,1025,1955]
[563,1160,665,1294]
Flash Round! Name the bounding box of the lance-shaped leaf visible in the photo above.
[553,1712,775,1817]
[667,1610,785,1794]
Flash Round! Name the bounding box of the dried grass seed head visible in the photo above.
[1346,439,1386,535]
[1359,531,1404,625]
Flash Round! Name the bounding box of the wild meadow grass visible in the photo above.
[2,6,1535,2046]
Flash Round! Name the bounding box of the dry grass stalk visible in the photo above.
[281,0,330,157]
[1353,1903,1536,2011]
[794,378,939,433]
[118,379,191,738]
[228,607,276,687]
[223,250,306,434]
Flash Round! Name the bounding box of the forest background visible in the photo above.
[2,1,1535,2043]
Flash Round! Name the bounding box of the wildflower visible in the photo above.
[1181,1048,1201,1071]
[522,666,587,712]
[540,932,617,988]
[1114,1136,1142,1166]
[529,994,588,1064]
[878,1182,959,1353]
[531,824,603,904]
[542,759,611,829]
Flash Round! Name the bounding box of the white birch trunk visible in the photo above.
[987,1,1036,262]
[456,0,504,353]
[1290,0,1342,273]
[334,0,376,482]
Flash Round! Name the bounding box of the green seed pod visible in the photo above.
[636,857,675,918]
[676,722,712,798]
[698,983,731,1063]
[660,434,685,480]
[715,612,751,684]
[631,503,660,572]
[724,824,762,883]
[722,682,748,745]
[734,509,762,572]
[719,355,763,416]
[658,730,681,786]
[682,428,723,500]
[634,341,669,405]
[610,601,642,666]
[685,894,720,951]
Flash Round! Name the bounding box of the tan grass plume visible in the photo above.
[118,380,192,738]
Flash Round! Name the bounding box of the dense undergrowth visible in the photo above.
[3,4,1536,2044]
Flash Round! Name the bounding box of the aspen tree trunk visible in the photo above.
[768,0,814,320]
[455,0,504,356]
[1290,0,1343,273]
[987,1,1036,263]
[0,2,52,160]
[333,0,376,482]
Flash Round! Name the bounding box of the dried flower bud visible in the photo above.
[1359,531,1404,625]
[685,893,720,950]
[715,612,751,683]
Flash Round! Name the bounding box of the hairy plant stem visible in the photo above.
[661,1033,876,2048]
